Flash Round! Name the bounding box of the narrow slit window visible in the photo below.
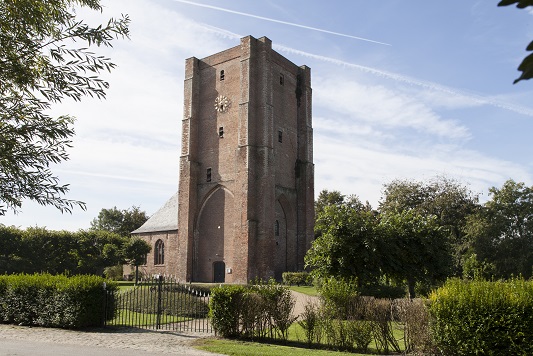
[220,70,225,81]
[219,126,224,137]
[206,168,212,182]
[280,74,284,85]
[278,130,283,143]
[275,220,280,236]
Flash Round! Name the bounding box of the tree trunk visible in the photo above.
[407,278,416,299]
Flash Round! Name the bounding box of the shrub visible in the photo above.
[395,298,434,354]
[298,299,323,345]
[430,278,533,355]
[318,276,359,319]
[121,284,209,318]
[254,281,297,340]
[357,283,406,299]
[366,298,401,354]
[282,271,313,286]
[209,284,248,337]
[0,273,117,328]
[209,281,296,340]
[104,265,123,280]
[351,320,373,352]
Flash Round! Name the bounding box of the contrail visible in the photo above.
[275,44,533,117]
[170,0,391,46]
[197,23,533,118]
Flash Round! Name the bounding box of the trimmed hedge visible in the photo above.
[282,271,313,286]
[209,281,296,339]
[430,278,533,355]
[0,273,117,328]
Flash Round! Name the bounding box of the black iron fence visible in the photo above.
[103,275,212,333]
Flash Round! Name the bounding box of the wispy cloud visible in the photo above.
[275,44,533,117]
[170,0,391,46]
[189,20,533,118]
[315,77,471,140]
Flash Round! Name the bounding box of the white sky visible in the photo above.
[3,0,533,230]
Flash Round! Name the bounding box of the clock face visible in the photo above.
[215,95,231,113]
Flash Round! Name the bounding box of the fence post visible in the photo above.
[102,282,108,327]
[156,275,163,330]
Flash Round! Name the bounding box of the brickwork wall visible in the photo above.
[176,35,314,283]
[135,230,179,279]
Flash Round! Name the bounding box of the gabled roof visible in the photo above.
[132,192,179,234]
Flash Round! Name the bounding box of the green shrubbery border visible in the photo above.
[0,273,117,328]
[282,272,313,286]
[209,281,296,340]
[430,278,533,355]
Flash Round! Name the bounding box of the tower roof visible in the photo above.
[131,192,179,234]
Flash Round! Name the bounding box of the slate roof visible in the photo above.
[131,191,179,234]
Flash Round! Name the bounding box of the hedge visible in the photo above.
[282,271,313,286]
[209,281,296,340]
[430,278,533,355]
[0,273,117,328]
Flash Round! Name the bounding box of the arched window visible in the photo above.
[154,239,164,265]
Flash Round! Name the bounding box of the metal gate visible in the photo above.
[104,275,212,333]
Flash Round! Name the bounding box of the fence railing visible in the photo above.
[104,275,212,333]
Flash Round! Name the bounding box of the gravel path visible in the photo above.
[291,290,319,320]
[0,324,220,356]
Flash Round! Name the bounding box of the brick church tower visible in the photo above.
[133,35,314,284]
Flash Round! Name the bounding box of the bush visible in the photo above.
[357,283,406,299]
[104,265,123,280]
[209,284,248,337]
[395,298,434,354]
[298,300,323,345]
[122,283,209,318]
[318,276,359,319]
[282,271,313,286]
[0,273,117,328]
[430,278,533,355]
[209,280,296,340]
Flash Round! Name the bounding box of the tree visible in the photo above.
[0,225,129,275]
[315,190,346,217]
[498,0,533,83]
[73,229,126,275]
[123,237,151,284]
[0,225,23,273]
[465,179,533,278]
[90,206,149,236]
[0,0,130,215]
[379,176,479,275]
[378,211,451,298]
[305,195,382,286]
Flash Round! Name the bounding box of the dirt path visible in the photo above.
[291,290,319,320]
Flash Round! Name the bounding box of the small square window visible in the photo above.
[278,131,283,143]
[220,70,225,81]
[206,168,212,182]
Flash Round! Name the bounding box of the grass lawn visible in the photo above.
[289,285,319,296]
[194,322,405,355]
[110,309,191,326]
[115,281,136,292]
[194,338,373,356]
